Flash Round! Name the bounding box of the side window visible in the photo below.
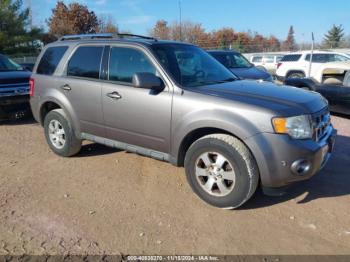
[37,46,68,75]
[281,55,302,62]
[305,54,327,63]
[67,46,104,79]
[109,47,156,83]
[264,56,274,63]
[276,56,283,62]
[212,54,230,68]
[333,54,350,62]
[252,56,262,63]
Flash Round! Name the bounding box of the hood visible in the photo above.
[229,66,271,80]
[0,70,31,85]
[191,80,327,115]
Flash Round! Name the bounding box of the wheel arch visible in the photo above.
[286,70,306,78]
[39,95,80,136]
[175,127,258,170]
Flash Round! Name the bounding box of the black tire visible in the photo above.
[44,109,82,157]
[287,72,305,79]
[184,134,259,209]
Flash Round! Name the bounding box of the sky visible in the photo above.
[31,0,350,42]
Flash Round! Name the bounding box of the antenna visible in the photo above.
[179,0,182,41]
[26,0,33,29]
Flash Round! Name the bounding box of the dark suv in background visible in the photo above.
[0,54,31,120]
[30,34,336,209]
[208,50,273,82]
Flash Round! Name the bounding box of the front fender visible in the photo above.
[171,108,266,161]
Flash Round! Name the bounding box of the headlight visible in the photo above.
[272,115,313,139]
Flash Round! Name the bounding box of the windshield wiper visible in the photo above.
[194,78,237,86]
[220,77,237,83]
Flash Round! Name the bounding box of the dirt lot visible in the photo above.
[0,115,349,256]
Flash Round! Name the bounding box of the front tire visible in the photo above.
[44,109,82,157]
[184,134,259,209]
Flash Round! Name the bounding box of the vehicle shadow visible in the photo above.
[240,134,350,210]
[76,143,122,157]
[0,115,37,126]
[332,112,350,120]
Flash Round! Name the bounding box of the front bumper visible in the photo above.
[245,125,337,188]
[0,95,31,119]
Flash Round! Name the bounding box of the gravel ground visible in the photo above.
[0,115,349,255]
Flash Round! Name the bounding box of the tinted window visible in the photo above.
[67,46,103,79]
[0,54,22,71]
[37,46,68,75]
[211,53,252,68]
[109,47,156,83]
[281,54,302,62]
[305,53,350,63]
[252,56,262,63]
[304,54,327,63]
[152,44,236,87]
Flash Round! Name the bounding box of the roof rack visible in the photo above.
[59,33,114,41]
[117,33,157,41]
[59,33,157,41]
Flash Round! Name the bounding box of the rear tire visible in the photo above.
[184,134,259,209]
[44,109,81,157]
[287,72,305,79]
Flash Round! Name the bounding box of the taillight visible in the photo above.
[277,62,282,69]
[29,78,35,97]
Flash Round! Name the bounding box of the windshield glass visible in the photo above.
[211,52,252,69]
[0,55,22,71]
[151,44,237,87]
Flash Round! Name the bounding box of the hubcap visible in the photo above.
[195,152,236,197]
[48,120,66,149]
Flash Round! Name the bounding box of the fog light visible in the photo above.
[291,159,312,176]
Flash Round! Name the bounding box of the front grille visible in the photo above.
[312,107,331,142]
[0,83,29,97]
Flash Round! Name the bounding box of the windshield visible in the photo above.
[0,55,22,71]
[151,44,237,87]
[211,52,252,69]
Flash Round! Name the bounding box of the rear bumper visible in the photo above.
[245,126,337,188]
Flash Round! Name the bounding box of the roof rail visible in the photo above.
[59,33,114,41]
[117,33,157,41]
[59,33,157,41]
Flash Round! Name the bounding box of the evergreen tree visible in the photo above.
[324,24,344,48]
[0,0,43,55]
[282,26,297,51]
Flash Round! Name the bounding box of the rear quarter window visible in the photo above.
[37,46,68,75]
[252,56,262,63]
[280,54,302,62]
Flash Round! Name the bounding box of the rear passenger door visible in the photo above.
[101,45,172,153]
[56,45,105,136]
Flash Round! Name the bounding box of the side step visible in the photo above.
[81,132,170,162]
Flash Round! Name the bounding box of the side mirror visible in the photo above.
[132,72,164,92]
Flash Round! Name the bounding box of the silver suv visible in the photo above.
[30,34,337,209]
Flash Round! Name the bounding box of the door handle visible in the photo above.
[60,84,71,91]
[107,91,122,100]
